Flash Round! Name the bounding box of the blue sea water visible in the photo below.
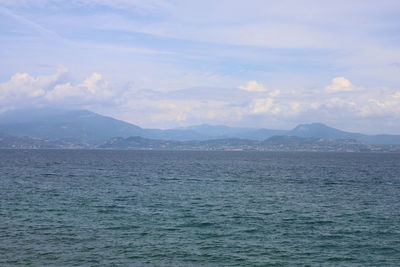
[1,150,400,266]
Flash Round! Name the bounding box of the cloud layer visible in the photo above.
[1,67,400,133]
[1,1,400,133]
[238,81,268,92]
[0,66,114,110]
[325,77,362,92]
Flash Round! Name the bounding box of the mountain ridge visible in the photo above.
[1,108,400,145]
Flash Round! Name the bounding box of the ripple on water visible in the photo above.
[1,150,400,266]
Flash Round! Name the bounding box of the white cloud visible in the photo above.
[45,72,114,102]
[250,98,274,114]
[46,82,74,100]
[269,89,280,97]
[0,67,116,110]
[325,77,362,92]
[2,66,400,133]
[238,80,268,92]
[358,98,400,116]
[1,73,45,98]
[0,65,68,105]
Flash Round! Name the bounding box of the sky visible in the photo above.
[1,0,400,133]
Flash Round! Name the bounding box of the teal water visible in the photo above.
[1,150,400,266]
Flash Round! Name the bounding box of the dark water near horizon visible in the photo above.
[1,150,400,266]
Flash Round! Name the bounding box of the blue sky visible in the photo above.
[1,0,400,133]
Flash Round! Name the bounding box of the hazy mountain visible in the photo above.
[287,123,363,139]
[0,108,207,142]
[1,108,400,145]
[179,124,254,137]
[239,128,289,140]
[286,123,400,145]
[0,108,143,143]
[0,108,277,142]
[3,129,399,152]
[143,128,208,141]
[177,124,287,140]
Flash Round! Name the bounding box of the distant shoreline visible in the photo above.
[2,147,400,153]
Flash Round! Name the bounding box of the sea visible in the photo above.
[1,149,400,266]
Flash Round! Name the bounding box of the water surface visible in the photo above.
[1,150,400,266]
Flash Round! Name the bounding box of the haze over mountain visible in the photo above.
[176,124,287,140]
[1,108,400,145]
[0,108,143,143]
[287,123,400,145]
[0,108,207,142]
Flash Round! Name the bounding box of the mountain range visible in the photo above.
[0,108,400,147]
